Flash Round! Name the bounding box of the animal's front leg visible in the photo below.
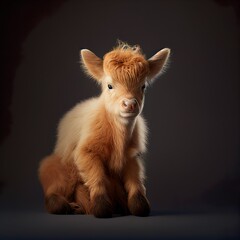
[76,151,112,218]
[123,157,150,216]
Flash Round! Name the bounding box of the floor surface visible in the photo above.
[1,208,239,240]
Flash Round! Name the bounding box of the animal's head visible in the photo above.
[81,42,170,122]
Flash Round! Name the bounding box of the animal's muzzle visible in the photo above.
[121,98,138,113]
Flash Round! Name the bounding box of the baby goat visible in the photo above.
[39,42,170,218]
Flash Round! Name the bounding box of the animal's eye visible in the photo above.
[108,84,113,90]
[142,84,146,91]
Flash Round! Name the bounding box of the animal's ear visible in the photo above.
[147,48,170,82]
[81,49,104,81]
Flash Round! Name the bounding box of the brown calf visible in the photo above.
[39,42,170,218]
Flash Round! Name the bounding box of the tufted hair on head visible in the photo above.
[103,41,149,88]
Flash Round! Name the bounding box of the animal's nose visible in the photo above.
[121,98,137,112]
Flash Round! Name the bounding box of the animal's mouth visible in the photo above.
[120,111,138,118]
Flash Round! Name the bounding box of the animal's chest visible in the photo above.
[87,116,137,174]
[103,135,131,174]
[104,139,127,174]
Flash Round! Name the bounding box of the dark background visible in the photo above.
[0,0,239,239]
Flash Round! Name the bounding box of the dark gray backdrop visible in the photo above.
[0,0,239,238]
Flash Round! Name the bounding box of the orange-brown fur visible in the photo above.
[103,46,149,88]
[39,42,170,217]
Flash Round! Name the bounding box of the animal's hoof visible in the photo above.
[92,195,112,218]
[45,194,73,214]
[69,202,85,214]
[128,193,150,217]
